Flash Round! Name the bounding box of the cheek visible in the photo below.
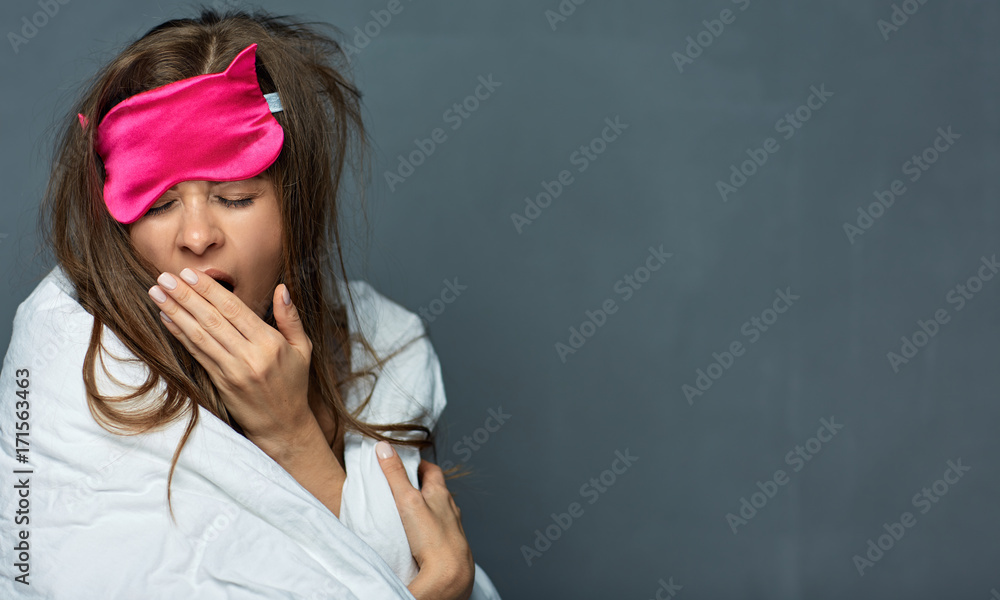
[256,219,284,267]
[129,226,160,263]
[244,227,282,266]
[240,223,284,288]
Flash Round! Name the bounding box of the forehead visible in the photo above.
[165,175,267,192]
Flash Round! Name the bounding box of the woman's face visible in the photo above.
[128,176,284,320]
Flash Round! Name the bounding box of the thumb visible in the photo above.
[273,284,308,347]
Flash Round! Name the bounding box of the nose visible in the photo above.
[177,198,223,254]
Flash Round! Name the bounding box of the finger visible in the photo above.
[375,441,424,508]
[417,459,461,519]
[272,284,311,352]
[150,281,236,371]
[417,459,447,489]
[164,269,270,353]
[173,267,261,346]
[155,305,223,375]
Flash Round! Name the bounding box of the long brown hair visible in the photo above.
[37,6,469,518]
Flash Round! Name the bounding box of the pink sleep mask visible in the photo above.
[78,43,284,224]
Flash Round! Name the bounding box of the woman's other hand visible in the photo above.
[376,441,474,600]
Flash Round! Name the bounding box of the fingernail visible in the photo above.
[159,310,172,323]
[282,285,291,306]
[180,268,198,285]
[149,286,167,303]
[158,272,177,290]
[375,441,394,459]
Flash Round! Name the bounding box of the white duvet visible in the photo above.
[0,265,500,599]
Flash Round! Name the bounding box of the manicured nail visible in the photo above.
[180,268,198,285]
[158,272,177,290]
[375,441,394,459]
[149,286,167,303]
[159,310,173,323]
[282,285,291,306]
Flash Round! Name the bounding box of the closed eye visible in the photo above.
[144,196,256,217]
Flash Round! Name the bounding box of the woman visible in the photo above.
[0,6,499,599]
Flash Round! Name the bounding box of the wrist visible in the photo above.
[407,565,471,600]
[407,569,438,600]
[249,411,322,465]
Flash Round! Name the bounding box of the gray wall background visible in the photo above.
[2,0,998,598]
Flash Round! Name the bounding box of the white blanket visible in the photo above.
[0,265,500,599]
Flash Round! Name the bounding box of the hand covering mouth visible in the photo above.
[203,268,236,293]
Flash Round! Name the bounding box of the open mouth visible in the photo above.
[213,278,235,293]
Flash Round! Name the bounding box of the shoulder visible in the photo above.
[4,265,136,420]
[337,280,447,433]
[10,264,92,351]
[14,264,85,320]
[338,279,424,358]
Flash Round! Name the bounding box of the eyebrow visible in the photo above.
[166,175,264,192]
